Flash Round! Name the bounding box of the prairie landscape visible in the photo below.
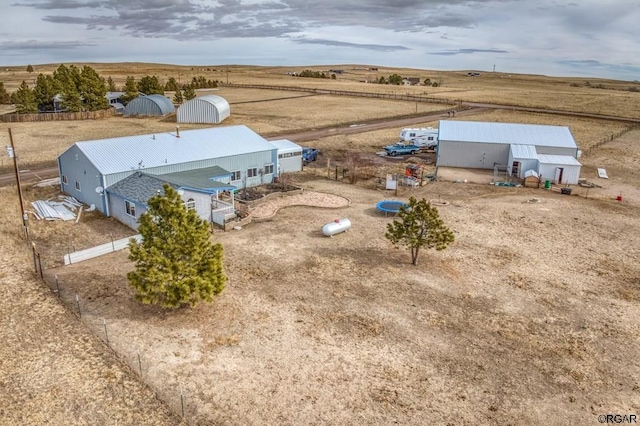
[0,64,639,424]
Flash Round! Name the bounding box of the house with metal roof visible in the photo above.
[177,95,230,124]
[269,139,303,173]
[124,94,175,117]
[58,125,278,227]
[436,121,582,184]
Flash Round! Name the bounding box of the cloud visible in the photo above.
[0,39,97,51]
[429,48,509,56]
[290,37,410,52]
[557,59,640,79]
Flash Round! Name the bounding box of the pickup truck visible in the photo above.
[302,147,318,165]
[383,143,421,156]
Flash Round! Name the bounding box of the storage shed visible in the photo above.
[270,139,303,173]
[58,125,278,218]
[124,94,175,117]
[177,95,230,124]
[436,121,582,184]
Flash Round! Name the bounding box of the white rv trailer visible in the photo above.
[399,127,438,149]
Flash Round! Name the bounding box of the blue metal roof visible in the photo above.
[439,121,577,149]
[66,125,276,175]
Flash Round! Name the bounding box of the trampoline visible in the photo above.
[376,200,409,216]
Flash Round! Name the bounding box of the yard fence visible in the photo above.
[21,239,194,423]
[0,108,115,123]
[582,123,640,157]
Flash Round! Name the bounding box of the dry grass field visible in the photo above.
[1,64,639,424]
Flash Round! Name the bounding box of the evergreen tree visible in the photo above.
[385,197,454,266]
[388,73,403,85]
[128,184,227,309]
[0,82,11,104]
[137,75,164,95]
[26,64,34,73]
[52,64,72,93]
[13,81,38,113]
[173,90,183,105]
[121,76,138,104]
[107,76,117,92]
[60,81,83,112]
[165,77,179,92]
[34,74,56,111]
[182,84,196,100]
[79,65,108,111]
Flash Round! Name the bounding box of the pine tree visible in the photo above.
[128,184,227,309]
[173,90,183,105]
[165,77,179,92]
[121,76,138,104]
[107,76,117,92]
[0,82,12,104]
[385,197,454,266]
[182,84,196,100]
[26,64,34,73]
[34,74,56,111]
[79,65,108,111]
[137,75,164,95]
[13,81,38,113]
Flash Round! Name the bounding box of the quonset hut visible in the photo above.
[177,95,230,124]
[124,94,175,117]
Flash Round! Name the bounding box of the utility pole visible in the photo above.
[7,128,28,238]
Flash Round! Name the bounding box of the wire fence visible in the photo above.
[582,123,640,157]
[24,242,194,424]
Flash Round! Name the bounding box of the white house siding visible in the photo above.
[278,153,302,173]
[181,189,212,222]
[437,141,509,169]
[508,145,539,179]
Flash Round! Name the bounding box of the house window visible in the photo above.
[125,200,136,217]
[185,198,196,211]
[231,170,241,181]
[75,181,81,191]
[247,167,258,178]
[264,164,274,174]
[62,175,68,185]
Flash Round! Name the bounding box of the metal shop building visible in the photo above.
[58,125,278,229]
[436,120,582,184]
[177,94,230,124]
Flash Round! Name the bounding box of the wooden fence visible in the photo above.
[0,108,115,123]
[221,83,459,106]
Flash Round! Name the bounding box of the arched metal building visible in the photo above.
[177,95,230,124]
[124,94,175,117]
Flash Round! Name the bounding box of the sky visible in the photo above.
[1,0,639,81]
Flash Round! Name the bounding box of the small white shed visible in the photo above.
[270,139,303,173]
[537,154,582,185]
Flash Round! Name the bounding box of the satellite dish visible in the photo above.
[177,189,185,196]
[95,186,104,194]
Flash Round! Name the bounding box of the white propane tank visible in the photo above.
[322,218,351,237]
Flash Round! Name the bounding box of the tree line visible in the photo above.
[1,64,219,114]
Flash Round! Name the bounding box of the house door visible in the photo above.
[511,161,520,176]
[555,167,564,183]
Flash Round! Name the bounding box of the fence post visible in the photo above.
[180,389,185,417]
[54,274,60,297]
[103,319,109,345]
[75,294,81,319]
[32,243,38,274]
[137,350,142,377]
[37,252,43,279]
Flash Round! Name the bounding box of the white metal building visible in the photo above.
[177,95,231,124]
[437,121,582,184]
[270,139,303,173]
[58,125,278,221]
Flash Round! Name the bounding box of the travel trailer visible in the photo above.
[398,127,438,149]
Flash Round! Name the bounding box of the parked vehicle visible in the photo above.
[398,127,438,150]
[302,147,318,165]
[383,143,421,156]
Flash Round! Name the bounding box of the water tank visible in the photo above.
[322,218,351,237]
